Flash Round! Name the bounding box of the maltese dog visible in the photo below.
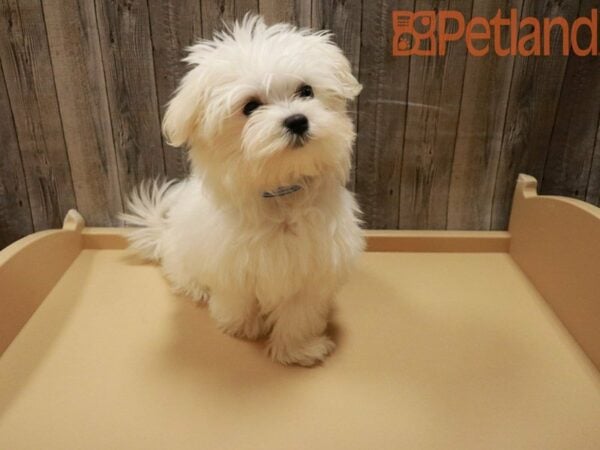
[121,15,364,366]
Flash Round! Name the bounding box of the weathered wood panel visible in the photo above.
[43,0,123,225]
[201,0,259,39]
[235,0,260,20]
[398,0,472,229]
[491,0,581,229]
[0,0,76,231]
[312,0,362,190]
[1,0,599,247]
[586,119,600,206]
[148,0,203,178]
[258,0,311,26]
[355,0,414,229]
[202,0,258,39]
[311,0,362,75]
[95,0,165,195]
[399,0,473,230]
[201,1,233,38]
[540,0,600,201]
[0,60,32,247]
[447,0,524,230]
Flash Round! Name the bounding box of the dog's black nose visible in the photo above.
[284,114,309,136]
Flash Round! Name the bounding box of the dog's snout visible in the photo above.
[284,114,309,136]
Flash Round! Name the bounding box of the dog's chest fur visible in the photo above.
[229,201,359,306]
[164,179,363,308]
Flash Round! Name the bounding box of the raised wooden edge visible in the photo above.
[509,174,600,372]
[0,229,82,354]
[3,179,599,372]
[78,228,511,253]
[81,228,128,249]
[365,230,510,253]
[514,174,600,219]
[62,209,86,231]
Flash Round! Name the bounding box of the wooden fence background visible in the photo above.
[0,0,599,247]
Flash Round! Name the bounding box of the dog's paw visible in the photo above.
[216,314,269,341]
[267,335,335,367]
[171,281,210,304]
[191,287,211,305]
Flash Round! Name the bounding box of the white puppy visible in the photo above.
[122,16,364,366]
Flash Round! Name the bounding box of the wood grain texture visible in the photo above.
[355,0,414,229]
[399,0,473,229]
[312,0,362,190]
[42,0,123,225]
[258,0,311,26]
[200,0,259,40]
[235,0,260,20]
[586,118,600,206]
[0,61,32,247]
[540,0,600,201]
[0,0,76,231]
[95,0,165,195]
[148,0,202,178]
[201,0,234,39]
[1,0,599,247]
[491,0,581,229]
[447,0,523,230]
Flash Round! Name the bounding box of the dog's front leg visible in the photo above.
[208,289,268,340]
[266,291,335,366]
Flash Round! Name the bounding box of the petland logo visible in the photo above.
[392,9,598,56]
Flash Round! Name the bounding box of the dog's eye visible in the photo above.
[243,100,262,116]
[297,85,314,98]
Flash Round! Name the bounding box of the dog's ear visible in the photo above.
[317,35,362,100]
[163,40,220,147]
[336,65,362,100]
[162,67,204,148]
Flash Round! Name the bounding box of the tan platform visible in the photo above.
[1,174,599,450]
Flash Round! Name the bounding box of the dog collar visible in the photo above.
[262,185,303,198]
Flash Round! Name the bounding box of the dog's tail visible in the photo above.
[119,179,180,262]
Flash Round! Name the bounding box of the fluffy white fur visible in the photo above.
[121,16,364,366]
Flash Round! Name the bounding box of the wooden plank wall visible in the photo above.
[0,0,598,247]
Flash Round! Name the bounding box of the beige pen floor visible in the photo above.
[1,249,599,450]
